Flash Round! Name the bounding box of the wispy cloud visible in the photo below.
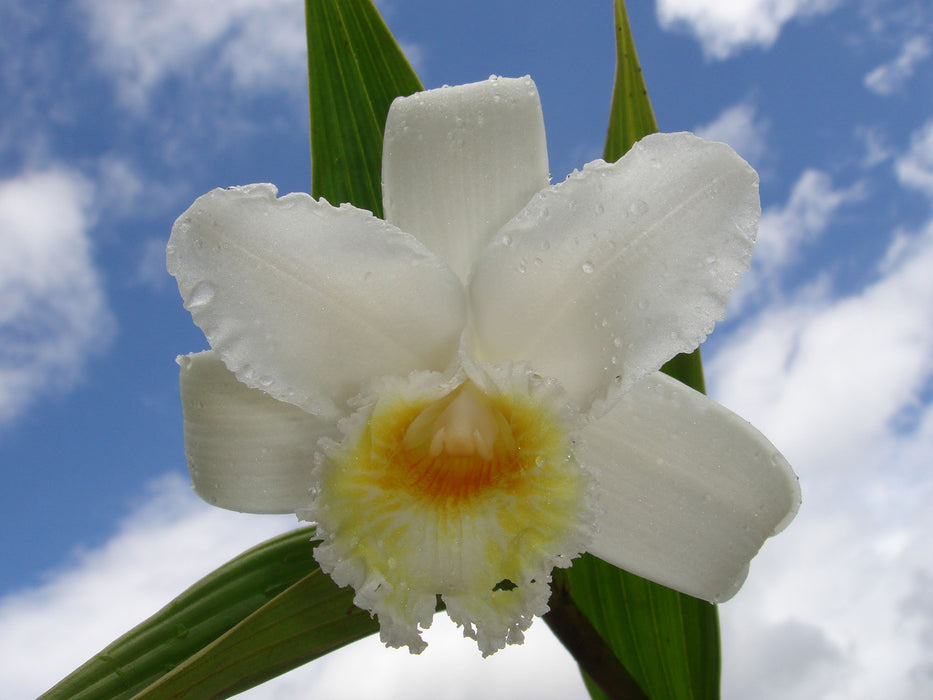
[0,473,586,699]
[78,0,307,111]
[710,208,933,699]
[729,169,864,312]
[695,100,769,167]
[656,0,841,60]
[0,168,115,426]
[855,125,894,168]
[864,35,931,96]
[133,237,171,291]
[896,118,933,196]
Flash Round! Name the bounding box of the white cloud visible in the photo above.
[0,473,587,699]
[729,169,863,311]
[656,0,840,59]
[864,35,931,96]
[896,118,933,196]
[0,168,115,425]
[855,125,894,168]
[709,213,933,699]
[134,237,170,291]
[695,101,769,166]
[757,171,862,270]
[78,0,307,110]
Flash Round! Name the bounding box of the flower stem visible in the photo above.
[544,570,648,700]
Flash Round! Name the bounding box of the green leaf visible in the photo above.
[132,557,377,699]
[565,2,721,698]
[306,0,422,215]
[602,0,658,163]
[41,527,376,700]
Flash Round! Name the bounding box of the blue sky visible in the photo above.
[1,0,932,697]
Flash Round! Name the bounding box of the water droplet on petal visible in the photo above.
[187,281,215,308]
[581,261,595,274]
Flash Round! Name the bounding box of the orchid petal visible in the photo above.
[382,76,549,282]
[578,372,800,603]
[469,132,759,414]
[178,351,336,514]
[168,184,466,419]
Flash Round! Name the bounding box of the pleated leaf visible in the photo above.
[41,527,377,700]
[306,0,422,215]
[565,2,721,699]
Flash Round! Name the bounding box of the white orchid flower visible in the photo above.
[167,76,800,656]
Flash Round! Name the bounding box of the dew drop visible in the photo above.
[581,261,595,274]
[612,336,623,348]
[187,281,215,308]
[258,375,274,388]
[502,234,513,246]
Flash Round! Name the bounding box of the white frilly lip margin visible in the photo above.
[579,371,800,603]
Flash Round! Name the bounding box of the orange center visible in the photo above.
[374,382,524,504]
